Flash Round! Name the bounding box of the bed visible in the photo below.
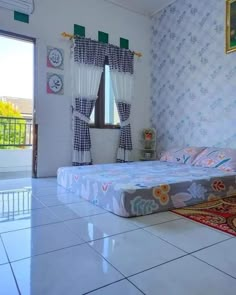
[57,161,236,217]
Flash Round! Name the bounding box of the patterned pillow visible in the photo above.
[159,147,206,165]
[192,147,236,172]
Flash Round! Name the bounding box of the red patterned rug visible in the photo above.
[172,196,236,236]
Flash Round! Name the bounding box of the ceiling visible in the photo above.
[103,0,177,17]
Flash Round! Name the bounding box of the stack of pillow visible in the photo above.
[159,147,236,172]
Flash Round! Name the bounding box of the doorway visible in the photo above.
[0,31,36,179]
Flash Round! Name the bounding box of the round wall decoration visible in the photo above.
[47,47,64,69]
[47,73,64,95]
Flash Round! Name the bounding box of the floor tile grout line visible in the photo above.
[73,218,187,247]
[8,241,87,264]
[36,200,84,208]
[141,227,189,254]
[126,278,146,295]
[89,227,161,283]
[0,211,107,236]
[0,202,136,238]
[0,235,21,295]
[0,202,47,214]
[32,191,76,199]
[126,248,236,282]
[3,225,188,276]
[0,215,76,235]
[1,197,90,214]
[30,184,60,190]
[132,216,183,229]
[82,278,146,295]
[6,263,22,295]
[175,214,236,238]
[1,198,184,236]
[82,227,141,243]
[0,235,10,264]
[0,214,181,239]
[3,218,235,281]
[0,192,74,212]
[2,211,210,275]
[0,183,59,192]
[2,194,235,237]
[2,224,179,264]
[188,236,234,255]
[0,219,64,235]
[86,233,189,285]
[142,226,233,255]
[43,197,107,213]
[127,253,190,279]
[48,211,107,222]
[58,214,185,244]
[2,226,175,264]
[33,193,81,200]
[143,214,234,238]
[191,254,236,281]
[86,241,128,278]
[5,236,157,291]
[9,239,135,293]
[82,279,126,295]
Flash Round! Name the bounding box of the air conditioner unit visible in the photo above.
[0,0,34,14]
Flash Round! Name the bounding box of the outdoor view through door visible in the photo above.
[0,33,34,179]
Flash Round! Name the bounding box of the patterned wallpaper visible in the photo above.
[151,0,236,154]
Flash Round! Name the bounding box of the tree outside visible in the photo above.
[0,101,26,149]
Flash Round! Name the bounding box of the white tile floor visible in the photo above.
[0,177,235,295]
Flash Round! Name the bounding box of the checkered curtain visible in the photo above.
[108,45,134,162]
[72,37,106,165]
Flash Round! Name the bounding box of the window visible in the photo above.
[90,63,120,128]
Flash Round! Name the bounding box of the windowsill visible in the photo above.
[90,124,120,129]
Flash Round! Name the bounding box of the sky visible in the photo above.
[0,35,34,99]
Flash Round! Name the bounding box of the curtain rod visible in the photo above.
[61,32,142,57]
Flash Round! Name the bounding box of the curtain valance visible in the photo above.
[108,45,134,74]
[74,37,107,67]
[74,37,134,72]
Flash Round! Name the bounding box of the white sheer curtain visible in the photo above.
[110,71,134,103]
[73,64,103,100]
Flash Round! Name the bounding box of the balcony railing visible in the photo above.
[0,116,33,148]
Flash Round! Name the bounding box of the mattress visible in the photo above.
[57,161,236,217]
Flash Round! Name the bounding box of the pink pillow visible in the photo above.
[160,147,206,165]
[192,147,236,172]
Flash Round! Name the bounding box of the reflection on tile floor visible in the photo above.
[1,222,84,262]
[0,239,8,265]
[0,264,19,295]
[0,177,235,295]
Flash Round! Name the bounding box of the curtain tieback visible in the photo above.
[74,110,90,123]
[120,119,130,127]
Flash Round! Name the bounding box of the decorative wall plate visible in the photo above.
[47,46,64,69]
[47,73,64,95]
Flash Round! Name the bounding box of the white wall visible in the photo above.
[0,0,151,177]
[0,149,32,172]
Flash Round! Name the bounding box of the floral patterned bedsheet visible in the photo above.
[57,161,236,217]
